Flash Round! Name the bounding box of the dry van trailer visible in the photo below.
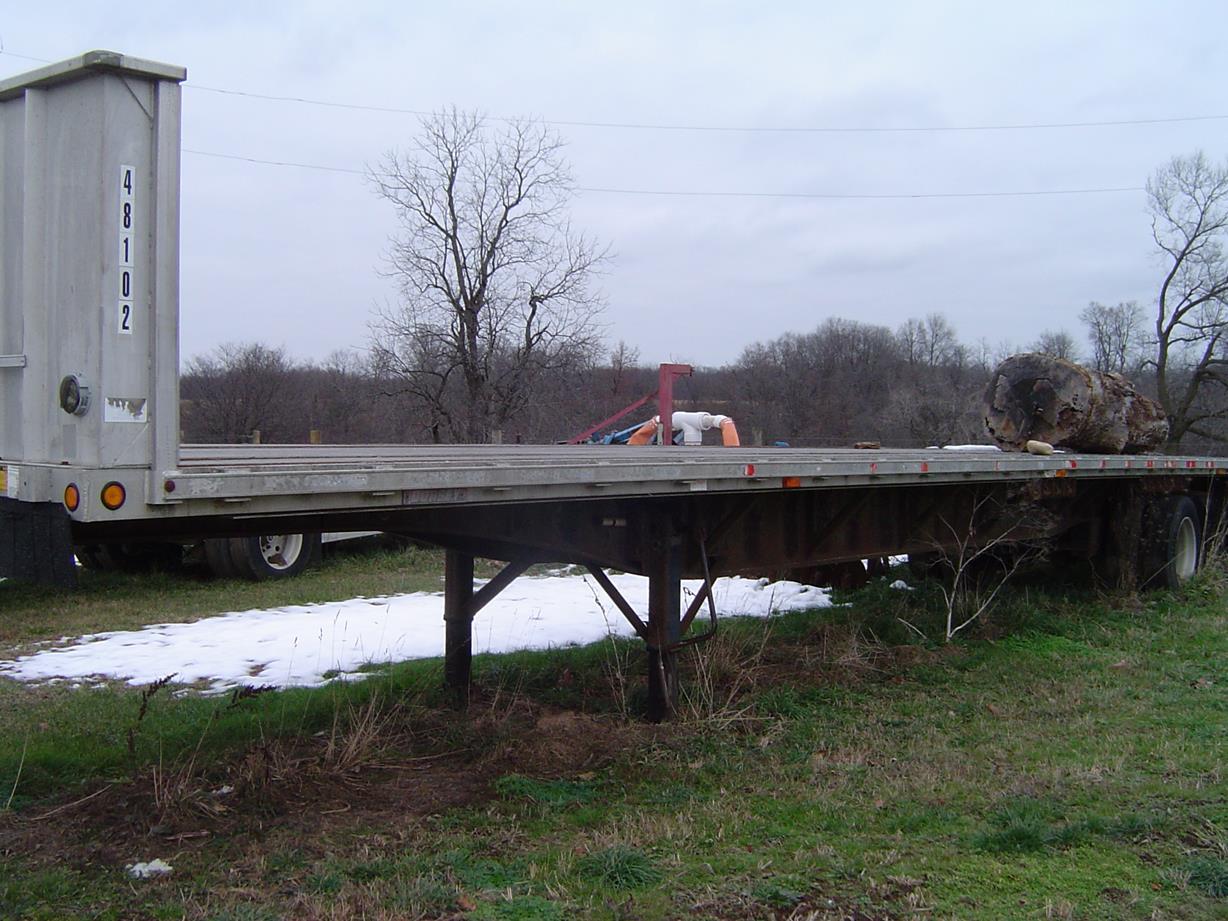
[1,52,1225,719]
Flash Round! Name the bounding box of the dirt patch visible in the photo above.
[0,696,642,875]
[476,705,641,775]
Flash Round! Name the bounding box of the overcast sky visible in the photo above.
[4,2,1228,369]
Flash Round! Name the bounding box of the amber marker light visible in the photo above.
[63,483,80,512]
[100,481,126,510]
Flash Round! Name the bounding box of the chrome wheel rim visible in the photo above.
[259,533,304,571]
[1173,517,1198,583]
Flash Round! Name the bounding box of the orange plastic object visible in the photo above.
[720,419,740,447]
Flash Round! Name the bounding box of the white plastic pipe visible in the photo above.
[628,412,739,445]
[668,412,730,446]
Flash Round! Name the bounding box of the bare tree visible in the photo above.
[182,343,297,443]
[1146,152,1228,446]
[936,529,1029,642]
[883,379,983,447]
[921,493,1043,642]
[368,109,607,443]
[302,350,385,443]
[607,340,642,397]
[897,313,960,367]
[1080,300,1145,374]
[734,318,903,445]
[1029,329,1078,361]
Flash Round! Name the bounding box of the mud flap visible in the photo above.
[0,497,77,588]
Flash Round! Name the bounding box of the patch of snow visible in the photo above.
[933,444,1002,452]
[126,859,173,879]
[889,580,912,591]
[0,573,833,693]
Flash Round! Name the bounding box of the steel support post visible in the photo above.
[443,549,475,706]
[645,530,683,722]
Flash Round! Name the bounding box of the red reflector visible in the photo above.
[1068,459,1078,468]
[744,464,756,477]
[919,462,929,473]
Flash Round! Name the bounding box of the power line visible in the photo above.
[574,184,1142,200]
[189,84,432,118]
[0,50,50,64]
[187,82,1228,135]
[5,47,1227,135]
[185,148,365,175]
[185,148,1141,200]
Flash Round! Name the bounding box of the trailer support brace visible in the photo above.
[645,530,683,721]
[585,565,650,641]
[443,550,475,706]
[443,553,535,707]
[444,552,535,712]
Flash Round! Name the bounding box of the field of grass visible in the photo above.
[1,549,1225,920]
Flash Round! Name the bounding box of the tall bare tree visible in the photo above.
[1029,329,1078,361]
[1146,152,1228,446]
[369,109,607,443]
[1080,300,1145,374]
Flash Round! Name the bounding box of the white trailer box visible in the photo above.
[0,52,185,582]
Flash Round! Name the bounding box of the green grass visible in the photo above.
[1,557,1226,919]
[576,845,662,889]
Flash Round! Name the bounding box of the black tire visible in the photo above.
[76,541,183,573]
[75,543,113,570]
[204,538,240,579]
[227,532,322,581]
[1141,495,1202,590]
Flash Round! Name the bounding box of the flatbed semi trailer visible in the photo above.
[2,52,1225,719]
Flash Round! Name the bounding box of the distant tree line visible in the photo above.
[181,149,1228,455]
[178,300,1226,455]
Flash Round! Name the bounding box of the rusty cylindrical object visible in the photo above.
[982,353,1168,454]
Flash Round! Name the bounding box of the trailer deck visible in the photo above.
[13,443,1219,532]
[161,443,1228,508]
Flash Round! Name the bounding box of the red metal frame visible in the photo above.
[656,363,692,447]
[565,363,693,445]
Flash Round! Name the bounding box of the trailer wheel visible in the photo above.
[77,541,183,572]
[227,532,321,580]
[204,538,240,579]
[1141,495,1202,590]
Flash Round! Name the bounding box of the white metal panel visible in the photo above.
[0,53,184,481]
